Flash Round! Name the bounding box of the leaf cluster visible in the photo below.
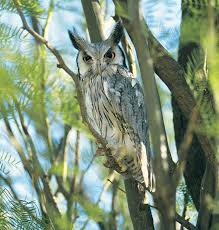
[0,188,52,229]
[0,0,44,16]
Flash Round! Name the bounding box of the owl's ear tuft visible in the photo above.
[68,28,87,50]
[108,20,124,45]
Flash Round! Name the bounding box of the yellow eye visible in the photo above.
[104,50,115,59]
[83,55,92,63]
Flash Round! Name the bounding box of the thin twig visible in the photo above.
[80,172,116,230]
[78,154,96,190]
[148,205,196,230]
[174,107,199,185]
[121,31,137,76]
[13,0,135,177]
[175,214,196,230]
[70,130,80,193]
[42,0,54,39]
[13,0,77,80]
[107,179,126,193]
[2,115,47,217]
[13,101,61,217]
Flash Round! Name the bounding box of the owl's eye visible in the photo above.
[104,49,115,59]
[83,55,92,63]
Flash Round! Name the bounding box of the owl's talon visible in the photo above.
[95,147,105,157]
[69,22,154,195]
[106,143,113,149]
[103,159,114,168]
[137,183,145,193]
[118,163,128,173]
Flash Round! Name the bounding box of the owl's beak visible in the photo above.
[96,62,102,75]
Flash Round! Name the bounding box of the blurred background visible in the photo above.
[1,0,216,229]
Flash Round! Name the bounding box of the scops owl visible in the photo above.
[68,21,155,192]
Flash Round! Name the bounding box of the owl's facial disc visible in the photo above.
[69,21,125,77]
[77,45,124,77]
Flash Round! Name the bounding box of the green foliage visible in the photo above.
[0,2,109,227]
[0,53,42,120]
[50,77,82,129]
[0,188,53,229]
[0,0,44,16]
[72,194,106,222]
[0,23,23,48]
[182,0,219,13]
[114,1,128,19]
[0,151,19,175]
[4,0,219,228]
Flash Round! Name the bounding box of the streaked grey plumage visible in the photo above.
[68,21,155,192]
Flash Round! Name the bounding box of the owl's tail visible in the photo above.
[123,145,155,193]
[139,144,156,193]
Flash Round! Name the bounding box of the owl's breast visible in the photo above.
[82,76,124,145]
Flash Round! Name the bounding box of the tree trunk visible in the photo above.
[173,1,219,228]
[81,1,154,229]
[124,179,154,230]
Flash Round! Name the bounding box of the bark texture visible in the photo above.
[173,1,219,228]
[81,1,155,229]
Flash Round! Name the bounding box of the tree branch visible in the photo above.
[12,0,120,171]
[174,107,198,184]
[146,23,215,164]
[125,0,176,228]
[148,204,196,230]
[13,0,77,80]
[175,213,196,230]
[114,0,214,165]
[81,0,104,42]
[80,0,155,229]
[42,0,54,39]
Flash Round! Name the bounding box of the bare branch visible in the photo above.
[81,0,105,42]
[42,0,54,39]
[70,130,80,193]
[146,23,215,164]
[13,0,77,80]
[12,0,118,172]
[124,0,176,228]
[121,34,137,75]
[81,1,155,229]
[149,205,196,230]
[174,107,198,184]
[175,214,196,230]
[107,179,126,193]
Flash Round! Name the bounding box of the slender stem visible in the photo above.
[42,0,54,39]
[81,0,105,42]
[174,107,198,184]
[80,0,155,229]
[126,0,175,228]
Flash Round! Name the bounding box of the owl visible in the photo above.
[68,21,155,192]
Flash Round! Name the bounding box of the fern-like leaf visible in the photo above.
[0,188,53,229]
[0,0,44,17]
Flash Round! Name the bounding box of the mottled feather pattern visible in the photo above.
[81,65,155,191]
[69,21,155,192]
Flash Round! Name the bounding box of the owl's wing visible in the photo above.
[106,66,155,191]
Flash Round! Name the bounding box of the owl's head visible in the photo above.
[68,21,126,78]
